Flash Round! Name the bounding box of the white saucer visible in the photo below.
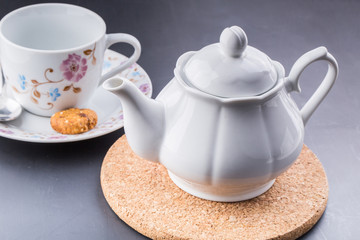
[0,49,152,143]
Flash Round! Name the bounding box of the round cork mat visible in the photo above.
[101,136,328,240]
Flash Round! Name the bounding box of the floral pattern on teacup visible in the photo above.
[49,88,61,101]
[18,74,27,90]
[83,43,97,65]
[10,43,98,110]
[60,53,88,82]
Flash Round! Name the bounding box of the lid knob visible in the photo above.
[220,26,248,58]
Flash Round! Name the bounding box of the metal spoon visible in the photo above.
[0,68,22,121]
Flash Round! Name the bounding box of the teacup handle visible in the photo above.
[285,46,338,125]
[98,33,141,86]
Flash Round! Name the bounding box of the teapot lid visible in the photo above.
[183,26,278,98]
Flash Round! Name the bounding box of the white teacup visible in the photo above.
[0,3,141,116]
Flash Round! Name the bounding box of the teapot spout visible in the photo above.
[103,77,164,162]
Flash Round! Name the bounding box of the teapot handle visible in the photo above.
[285,47,338,125]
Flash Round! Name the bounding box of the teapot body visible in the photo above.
[103,26,338,202]
[156,75,304,201]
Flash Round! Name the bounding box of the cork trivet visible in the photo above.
[101,135,328,240]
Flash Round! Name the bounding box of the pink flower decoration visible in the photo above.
[0,129,14,134]
[48,135,67,139]
[60,53,88,82]
[139,83,150,93]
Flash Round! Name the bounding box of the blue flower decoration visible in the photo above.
[18,74,26,90]
[102,60,111,70]
[49,88,61,101]
[132,71,140,77]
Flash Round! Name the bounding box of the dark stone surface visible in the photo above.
[0,0,358,239]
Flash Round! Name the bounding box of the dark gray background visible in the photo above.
[0,0,358,239]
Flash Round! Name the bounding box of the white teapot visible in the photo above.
[103,26,338,202]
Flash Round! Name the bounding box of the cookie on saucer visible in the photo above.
[50,108,97,135]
